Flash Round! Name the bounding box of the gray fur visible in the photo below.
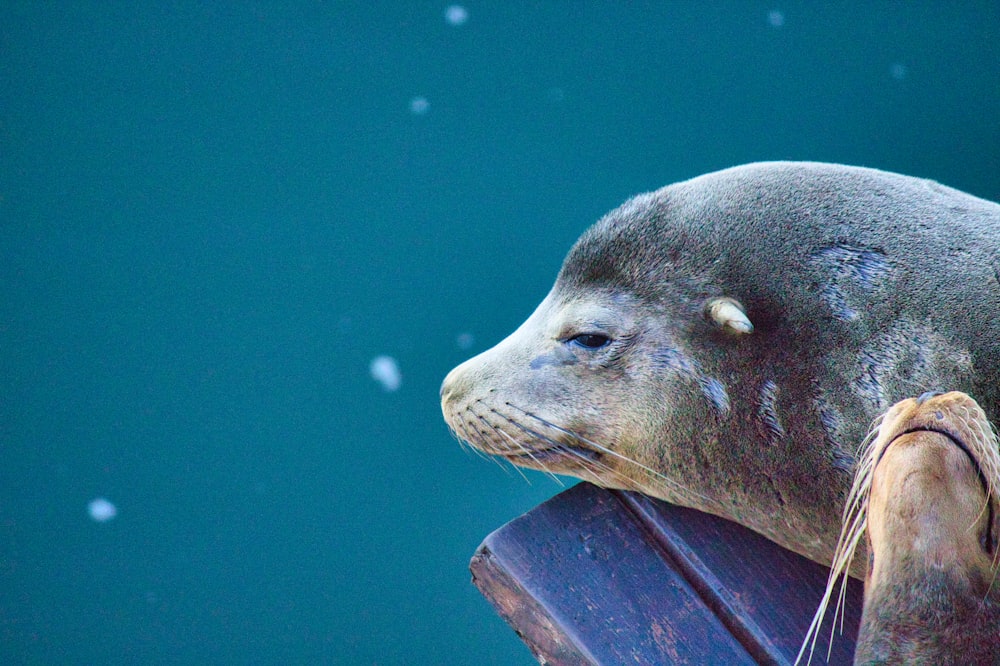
[441,161,1000,571]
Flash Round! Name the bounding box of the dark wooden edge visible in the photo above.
[471,483,862,665]
[470,544,596,665]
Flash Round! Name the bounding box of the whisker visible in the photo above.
[796,415,882,666]
[488,408,640,492]
[948,404,1000,591]
[563,445,642,491]
[457,416,515,477]
[477,407,577,487]
[452,422,482,457]
[492,422,564,487]
[505,402,721,508]
[470,410,536,484]
[961,404,1000,594]
[469,403,564,485]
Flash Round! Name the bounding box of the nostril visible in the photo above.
[440,366,460,400]
[440,364,470,403]
[916,390,943,405]
[440,377,460,402]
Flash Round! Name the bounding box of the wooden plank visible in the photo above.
[471,483,757,665]
[469,546,596,665]
[471,483,863,665]
[619,492,862,664]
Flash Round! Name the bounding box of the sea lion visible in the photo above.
[801,391,1000,664]
[440,161,1000,573]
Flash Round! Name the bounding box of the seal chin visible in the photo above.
[500,443,602,470]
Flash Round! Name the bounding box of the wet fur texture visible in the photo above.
[441,162,1000,574]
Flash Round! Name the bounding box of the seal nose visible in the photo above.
[440,367,459,401]
[440,361,472,403]
[916,390,943,405]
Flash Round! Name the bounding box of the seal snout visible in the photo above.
[809,390,1000,665]
[441,346,497,407]
[440,352,488,445]
[439,364,464,402]
[803,391,1000,664]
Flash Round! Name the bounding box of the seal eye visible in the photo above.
[569,333,611,350]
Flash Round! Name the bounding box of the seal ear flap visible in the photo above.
[705,297,754,334]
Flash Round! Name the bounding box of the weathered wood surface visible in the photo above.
[470,482,862,665]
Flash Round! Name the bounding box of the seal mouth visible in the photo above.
[872,391,1000,519]
[487,406,604,470]
[444,399,606,476]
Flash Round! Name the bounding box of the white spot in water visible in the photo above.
[890,63,908,80]
[370,355,402,392]
[456,332,475,350]
[444,5,468,26]
[87,497,117,523]
[767,9,785,27]
[409,96,430,115]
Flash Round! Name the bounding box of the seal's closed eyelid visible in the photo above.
[566,333,612,350]
[555,316,620,342]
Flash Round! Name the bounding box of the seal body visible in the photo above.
[440,162,1000,571]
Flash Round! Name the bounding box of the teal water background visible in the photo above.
[2,3,998,664]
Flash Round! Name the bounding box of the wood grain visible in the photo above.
[471,483,862,665]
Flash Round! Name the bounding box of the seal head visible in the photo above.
[442,162,1000,570]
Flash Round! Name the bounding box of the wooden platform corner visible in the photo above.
[470,483,862,665]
